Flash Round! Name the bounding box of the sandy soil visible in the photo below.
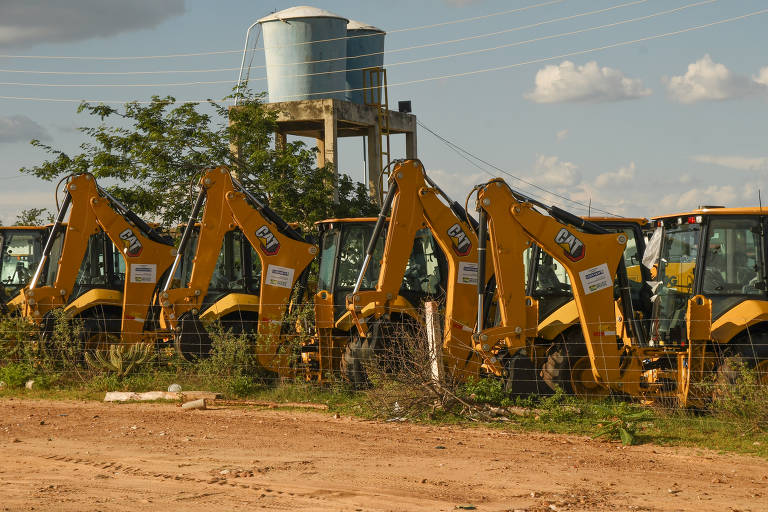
[0,398,766,511]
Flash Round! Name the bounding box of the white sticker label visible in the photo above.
[130,263,157,284]
[579,263,612,295]
[265,264,295,289]
[457,261,479,286]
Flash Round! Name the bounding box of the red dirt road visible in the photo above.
[0,398,766,511]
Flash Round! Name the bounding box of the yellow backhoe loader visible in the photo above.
[158,166,317,377]
[1,225,49,314]
[531,217,653,397]
[473,179,712,406]
[23,173,176,345]
[343,159,493,387]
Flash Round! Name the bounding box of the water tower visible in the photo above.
[243,6,417,203]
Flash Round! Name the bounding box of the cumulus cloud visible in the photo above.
[665,55,768,103]
[533,155,581,187]
[692,154,768,172]
[525,60,651,103]
[594,162,636,188]
[0,115,50,144]
[754,67,768,87]
[556,129,569,142]
[0,0,185,48]
[659,185,740,212]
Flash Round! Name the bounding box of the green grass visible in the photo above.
[1,375,766,457]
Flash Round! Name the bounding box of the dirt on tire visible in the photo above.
[1,398,767,511]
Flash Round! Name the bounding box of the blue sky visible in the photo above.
[0,0,766,223]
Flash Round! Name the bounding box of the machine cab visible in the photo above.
[652,209,767,347]
[0,226,49,305]
[315,218,447,322]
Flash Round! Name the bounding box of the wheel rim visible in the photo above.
[570,356,610,399]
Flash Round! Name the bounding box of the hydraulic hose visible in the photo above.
[353,180,398,295]
[163,186,207,292]
[476,207,488,333]
[28,191,72,291]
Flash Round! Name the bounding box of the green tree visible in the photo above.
[20,89,377,229]
[14,208,54,226]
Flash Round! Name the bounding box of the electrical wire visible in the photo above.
[0,7,764,103]
[0,0,644,77]
[417,120,619,216]
[0,0,565,61]
[0,0,716,90]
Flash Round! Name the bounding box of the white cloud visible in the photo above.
[594,162,636,188]
[659,185,739,212]
[0,0,185,48]
[533,155,581,187]
[665,55,768,103]
[0,115,50,144]
[692,154,768,172]
[754,67,768,87]
[525,60,651,103]
[556,129,569,142]
[427,168,488,207]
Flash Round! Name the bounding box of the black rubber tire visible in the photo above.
[503,350,550,397]
[541,329,585,394]
[341,317,418,388]
[341,331,374,388]
[175,312,213,359]
[78,307,122,350]
[716,355,748,387]
[541,328,611,399]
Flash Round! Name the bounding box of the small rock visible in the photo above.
[435,445,446,450]
[39,420,45,425]
[668,488,681,494]
[220,469,230,475]
[24,379,35,390]
[421,478,428,484]
[168,383,182,393]
[12,438,21,443]
[753,441,761,446]
[333,413,340,419]
[530,491,539,498]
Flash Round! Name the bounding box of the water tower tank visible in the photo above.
[258,6,349,102]
[345,20,385,104]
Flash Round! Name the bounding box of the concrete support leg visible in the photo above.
[323,114,339,203]
[405,131,418,159]
[275,131,287,152]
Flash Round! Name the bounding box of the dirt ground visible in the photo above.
[0,399,766,511]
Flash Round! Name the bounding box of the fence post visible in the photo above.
[424,301,443,383]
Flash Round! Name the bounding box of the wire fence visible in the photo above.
[2,300,766,427]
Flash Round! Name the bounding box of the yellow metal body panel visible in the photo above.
[161,166,317,376]
[23,173,175,344]
[347,160,491,380]
[63,289,123,318]
[476,179,647,395]
[710,299,768,343]
[199,293,261,322]
[537,300,579,341]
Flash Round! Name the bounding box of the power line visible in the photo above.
[0,0,565,61]
[0,0,715,90]
[0,0,644,77]
[417,120,619,216]
[0,7,764,104]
